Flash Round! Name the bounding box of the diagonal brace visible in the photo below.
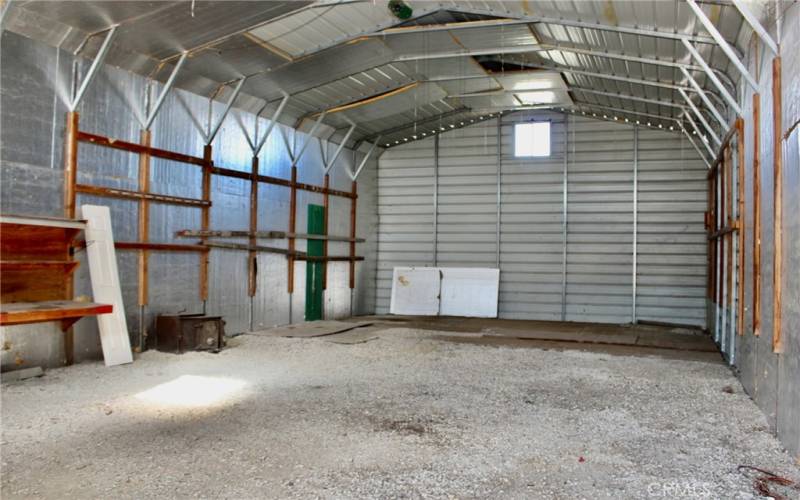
[291,112,327,168]
[144,52,188,130]
[323,121,357,174]
[253,92,290,156]
[206,77,246,145]
[350,136,381,180]
[69,25,118,111]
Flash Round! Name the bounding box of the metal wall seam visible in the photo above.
[729,143,738,364]
[632,125,638,324]
[714,168,724,344]
[560,115,569,321]
[496,117,501,269]
[433,134,439,267]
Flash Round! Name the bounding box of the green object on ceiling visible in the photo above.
[388,0,413,20]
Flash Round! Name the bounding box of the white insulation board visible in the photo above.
[81,205,133,367]
[389,266,499,318]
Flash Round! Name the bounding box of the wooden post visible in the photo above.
[200,145,212,302]
[248,156,259,297]
[64,112,79,220]
[138,130,151,308]
[736,118,745,335]
[349,181,357,289]
[63,111,79,366]
[288,167,297,293]
[752,93,761,335]
[322,174,329,291]
[772,57,783,352]
[137,129,151,351]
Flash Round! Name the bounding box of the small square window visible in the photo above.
[514,122,551,157]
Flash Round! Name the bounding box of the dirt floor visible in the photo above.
[2,322,799,499]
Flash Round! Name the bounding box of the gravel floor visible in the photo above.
[2,327,798,499]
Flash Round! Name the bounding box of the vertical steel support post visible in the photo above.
[561,116,569,321]
[138,129,151,351]
[63,111,79,366]
[496,116,502,270]
[715,166,722,342]
[632,125,639,324]
[433,135,439,266]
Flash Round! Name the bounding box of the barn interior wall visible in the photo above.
[734,2,800,459]
[0,30,378,369]
[376,111,708,326]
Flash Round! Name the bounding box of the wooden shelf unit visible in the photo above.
[0,214,112,332]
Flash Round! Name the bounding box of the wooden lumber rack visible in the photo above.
[63,111,365,330]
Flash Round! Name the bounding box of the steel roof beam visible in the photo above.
[731,0,779,55]
[358,107,469,143]
[395,43,708,74]
[682,39,743,116]
[437,7,726,48]
[686,0,758,90]
[569,102,682,126]
[571,87,686,109]
[498,59,693,93]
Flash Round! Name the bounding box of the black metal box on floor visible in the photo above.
[155,314,226,354]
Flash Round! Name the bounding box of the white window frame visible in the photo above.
[514,121,551,158]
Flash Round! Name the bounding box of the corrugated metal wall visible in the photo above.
[0,31,378,368]
[733,2,800,459]
[377,110,707,327]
